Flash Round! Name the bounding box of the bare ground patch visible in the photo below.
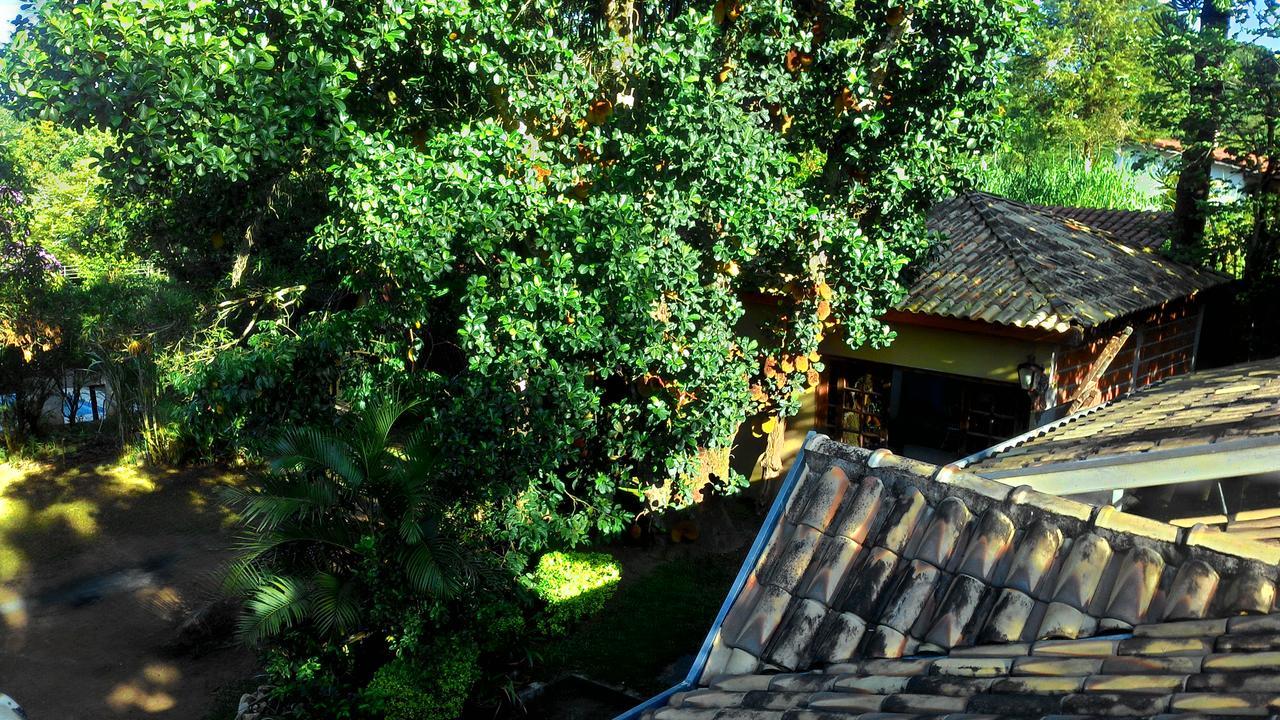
[0,446,256,719]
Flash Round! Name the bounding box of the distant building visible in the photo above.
[738,192,1227,478]
[1117,140,1275,204]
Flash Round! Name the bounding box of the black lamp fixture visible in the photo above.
[1017,356,1045,394]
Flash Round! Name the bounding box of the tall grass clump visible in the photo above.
[973,150,1158,210]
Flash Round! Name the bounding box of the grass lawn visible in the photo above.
[537,549,743,694]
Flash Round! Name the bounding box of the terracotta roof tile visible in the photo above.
[906,193,1226,332]
[636,435,1280,720]
[1035,205,1176,250]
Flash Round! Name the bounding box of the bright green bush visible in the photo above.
[362,638,481,720]
[528,551,622,636]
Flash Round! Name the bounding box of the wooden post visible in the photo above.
[1069,326,1134,413]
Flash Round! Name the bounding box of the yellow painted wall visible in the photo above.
[828,322,1056,384]
[729,385,819,485]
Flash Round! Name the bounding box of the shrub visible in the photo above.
[474,600,528,655]
[362,637,481,720]
[263,641,359,720]
[174,326,340,459]
[527,551,622,636]
[224,398,490,644]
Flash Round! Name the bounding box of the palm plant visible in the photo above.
[225,398,488,643]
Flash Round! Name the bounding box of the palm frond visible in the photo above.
[239,575,312,643]
[271,427,364,489]
[230,524,360,566]
[311,571,362,637]
[227,491,319,531]
[404,541,452,597]
[353,397,423,475]
[222,556,271,594]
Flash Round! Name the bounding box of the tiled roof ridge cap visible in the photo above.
[963,193,1075,322]
[1034,203,1171,225]
[1041,203,1169,216]
[807,435,1280,568]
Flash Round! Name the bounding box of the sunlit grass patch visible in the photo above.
[35,499,98,537]
[538,552,740,692]
[0,461,48,494]
[100,463,163,494]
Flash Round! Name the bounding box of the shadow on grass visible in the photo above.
[536,552,741,695]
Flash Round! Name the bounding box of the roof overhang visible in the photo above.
[882,309,1074,342]
[969,435,1280,495]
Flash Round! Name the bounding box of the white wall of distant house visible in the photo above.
[1116,144,1248,205]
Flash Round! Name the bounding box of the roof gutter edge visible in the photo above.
[955,400,1118,469]
[977,435,1280,495]
[612,431,818,720]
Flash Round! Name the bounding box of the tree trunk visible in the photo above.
[1171,0,1231,256]
[821,12,912,195]
[230,176,283,289]
[1243,103,1278,286]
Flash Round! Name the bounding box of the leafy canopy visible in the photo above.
[2,0,1025,554]
[1005,0,1161,155]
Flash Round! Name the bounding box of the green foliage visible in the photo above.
[0,108,128,275]
[1005,0,1159,154]
[0,0,369,187]
[3,0,1027,559]
[172,326,341,458]
[0,186,74,450]
[361,639,481,720]
[262,639,360,720]
[225,397,491,644]
[527,550,622,636]
[973,149,1157,210]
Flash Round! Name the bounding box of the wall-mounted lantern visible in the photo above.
[1017,357,1046,395]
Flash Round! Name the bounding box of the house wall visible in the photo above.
[730,305,1057,482]
[824,321,1057,384]
[1051,300,1204,407]
[1117,145,1247,203]
[731,299,1206,482]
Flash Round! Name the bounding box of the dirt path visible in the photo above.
[0,448,256,719]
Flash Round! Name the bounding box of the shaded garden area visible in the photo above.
[0,435,254,719]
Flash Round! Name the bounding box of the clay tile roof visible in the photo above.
[1031,205,1175,251]
[906,193,1226,334]
[968,357,1280,475]
[628,434,1280,720]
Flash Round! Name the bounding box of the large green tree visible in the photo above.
[1145,1,1277,255]
[1,0,1024,555]
[1006,0,1160,158]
